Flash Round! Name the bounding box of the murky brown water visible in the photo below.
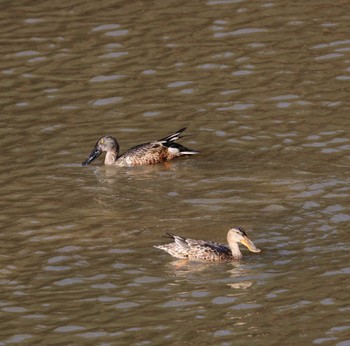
[1,0,350,345]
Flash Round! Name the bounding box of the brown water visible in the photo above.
[1,0,350,345]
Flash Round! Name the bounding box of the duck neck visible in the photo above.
[104,151,118,165]
[228,242,242,260]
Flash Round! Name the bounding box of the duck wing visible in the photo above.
[202,241,232,256]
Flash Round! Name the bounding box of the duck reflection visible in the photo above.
[88,160,180,185]
[162,257,255,290]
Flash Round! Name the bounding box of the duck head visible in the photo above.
[227,227,261,253]
[82,136,119,166]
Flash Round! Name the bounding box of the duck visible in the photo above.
[154,227,261,262]
[82,127,198,167]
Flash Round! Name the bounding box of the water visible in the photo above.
[1,0,350,345]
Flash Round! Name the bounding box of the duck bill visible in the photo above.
[82,146,102,166]
[240,236,261,253]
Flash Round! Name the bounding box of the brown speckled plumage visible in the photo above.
[154,227,261,262]
[82,128,198,167]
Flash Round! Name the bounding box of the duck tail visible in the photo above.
[159,128,187,143]
[164,233,190,249]
[153,233,176,250]
[178,148,199,155]
[169,143,199,155]
[153,233,177,250]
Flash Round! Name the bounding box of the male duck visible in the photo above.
[82,127,198,167]
[154,227,261,262]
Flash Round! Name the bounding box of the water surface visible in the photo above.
[1,0,350,345]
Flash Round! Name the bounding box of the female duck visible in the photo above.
[82,127,198,167]
[154,227,261,262]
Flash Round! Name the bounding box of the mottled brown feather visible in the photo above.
[82,128,198,167]
[154,228,261,262]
